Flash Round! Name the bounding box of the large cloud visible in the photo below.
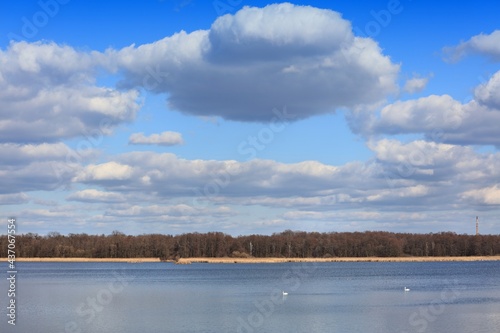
[0,41,141,143]
[112,3,399,122]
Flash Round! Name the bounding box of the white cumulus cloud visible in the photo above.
[111,3,399,122]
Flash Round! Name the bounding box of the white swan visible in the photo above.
[282,291,288,296]
[404,287,410,292]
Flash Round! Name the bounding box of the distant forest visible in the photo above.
[1,230,499,259]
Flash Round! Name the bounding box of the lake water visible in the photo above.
[1,261,499,333]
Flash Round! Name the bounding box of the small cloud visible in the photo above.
[67,189,126,203]
[282,65,300,73]
[0,193,30,205]
[461,185,500,205]
[443,30,500,62]
[75,162,134,182]
[403,75,430,94]
[128,131,184,146]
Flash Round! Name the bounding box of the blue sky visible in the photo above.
[1,0,499,236]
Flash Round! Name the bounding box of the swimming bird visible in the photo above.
[282,291,288,296]
[404,287,410,292]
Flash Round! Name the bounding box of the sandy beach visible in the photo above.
[2,256,500,264]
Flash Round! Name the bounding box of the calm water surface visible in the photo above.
[1,261,499,333]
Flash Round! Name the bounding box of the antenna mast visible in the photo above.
[476,216,479,236]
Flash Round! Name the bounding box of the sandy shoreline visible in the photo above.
[2,256,499,263]
[175,256,500,264]
[1,257,161,263]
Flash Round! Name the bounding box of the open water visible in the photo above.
[1,261,499,332]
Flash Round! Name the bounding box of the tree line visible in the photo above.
[1,230,499,259]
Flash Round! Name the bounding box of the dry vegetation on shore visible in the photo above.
[174,256,500,264]
[2,257,161,263]
[2,256,500,264]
